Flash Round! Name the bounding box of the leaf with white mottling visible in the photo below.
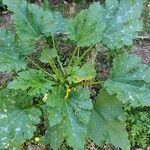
[52,11,68,34]
[102,0,143,50]
[0,89,41,149]
[104,53,150,106]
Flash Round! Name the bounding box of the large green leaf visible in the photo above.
[88,89,130,150]
[3,0,67,40]
[8,69,54,96]
[104,53,150,106]
[102,0,143,50]
[0,89,41,149]
[42,86,93,150]
[0,29,33,73]
[67,63,96,83]
[66,2,105,47]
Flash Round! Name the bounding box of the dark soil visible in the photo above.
[134,41,150,64]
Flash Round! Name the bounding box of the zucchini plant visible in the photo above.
[0,0,149,149]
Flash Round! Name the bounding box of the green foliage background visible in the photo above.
[125,106,150,148]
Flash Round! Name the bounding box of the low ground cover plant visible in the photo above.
[0,0,150,149]
[125,106,150,149]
